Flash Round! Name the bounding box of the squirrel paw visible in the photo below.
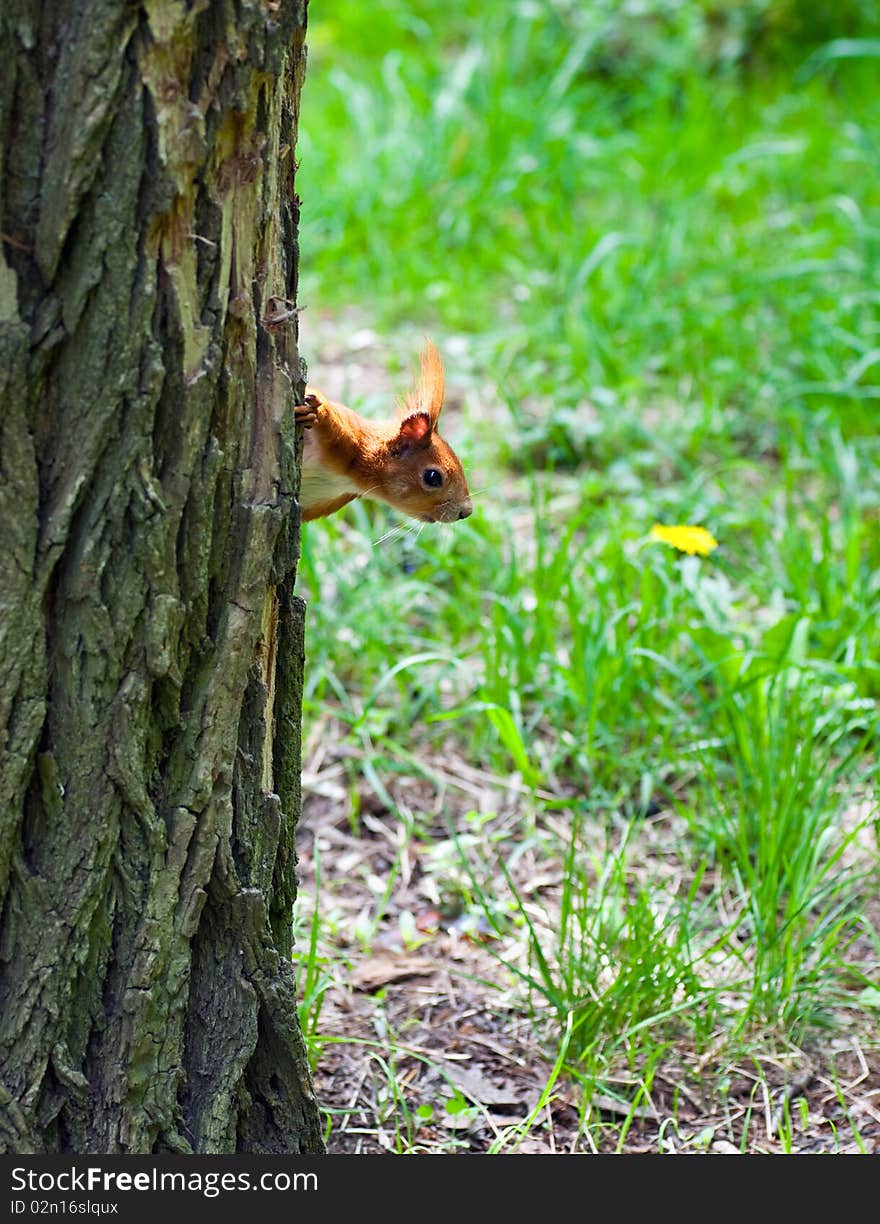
[294,394,321,427]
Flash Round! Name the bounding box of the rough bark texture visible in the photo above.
[0,0,323,1153]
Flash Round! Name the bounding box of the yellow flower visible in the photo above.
[649,523,718,556]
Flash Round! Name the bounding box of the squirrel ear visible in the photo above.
[392,411,432,453]
[398,338,445,426]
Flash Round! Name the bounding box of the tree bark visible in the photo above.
[0,0,323,1153]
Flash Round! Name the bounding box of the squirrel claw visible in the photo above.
[294,399,319,427]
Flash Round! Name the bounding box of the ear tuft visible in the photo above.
[399,338,445,425]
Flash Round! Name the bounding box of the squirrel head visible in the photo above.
[383,340,472,524]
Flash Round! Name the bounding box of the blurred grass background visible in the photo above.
[294,0,880,1150]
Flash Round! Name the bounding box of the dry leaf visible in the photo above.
[446,1064,531,1109]
[350,953,436,992]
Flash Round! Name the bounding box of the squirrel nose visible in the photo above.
[457,501,473,520]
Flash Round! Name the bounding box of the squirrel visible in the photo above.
[293,339,473,524]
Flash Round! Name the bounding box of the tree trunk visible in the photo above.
[0,0,323,1153]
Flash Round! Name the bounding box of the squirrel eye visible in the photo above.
[422,468,443,488]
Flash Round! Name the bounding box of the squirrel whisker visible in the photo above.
[372,521,411,547]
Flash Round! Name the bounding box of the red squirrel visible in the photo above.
[293,340,473,524]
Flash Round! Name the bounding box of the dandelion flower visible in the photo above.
[649,523,718,556]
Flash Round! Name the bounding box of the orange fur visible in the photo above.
[399,337,445,424]
[295,340,472,525]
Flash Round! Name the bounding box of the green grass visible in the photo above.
[295,0,880,1150]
